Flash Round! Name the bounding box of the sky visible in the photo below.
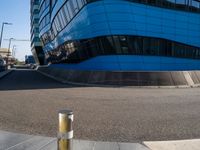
[0,0,31,61]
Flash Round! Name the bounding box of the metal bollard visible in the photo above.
[58,110,74,150]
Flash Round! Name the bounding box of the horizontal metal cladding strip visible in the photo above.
[45,35,200,65]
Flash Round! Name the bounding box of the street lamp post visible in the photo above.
[6,38,14,66]
[0,22,12,48]
[8,38,14,52]
[12,45,16,57]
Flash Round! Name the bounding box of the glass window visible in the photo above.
[50,29,55,40]
[62,7,69,24]
[52,22,57,35]
[44,35,200,64]
[123,0,200,13]
[176,0,185,5]
[77,0,85,9]
[63,4,71,22]
[176,0,186,10]
[191,0,200,12]
[164,0,176,8]
[143,38,151,55]
[119,36,129,54]
[147,0,157,5]
[52,0,57,8]
[54,17,61,32]
[67,1,74,19]
[72,0,79,13]
[113,36,122,54]
[61,9,67,26]
[149,38,159,55]
[59,11,67,28]
[133,37,143,54]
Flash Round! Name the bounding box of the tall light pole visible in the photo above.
[6,38,14,66]
[8,38,14,52]
[0,22,12,48]
[12,45,17,57]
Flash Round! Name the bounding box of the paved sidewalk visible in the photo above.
[0,70,12,79]
[0,130,56,150]
[1,130,200,150]
[0,130,148,150]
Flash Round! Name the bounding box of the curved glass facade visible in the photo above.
[40,0,200,45]
[46,35,200,64]
[34,0,200,71]
[40,0,95,44]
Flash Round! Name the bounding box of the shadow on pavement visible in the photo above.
[0,69,80,91]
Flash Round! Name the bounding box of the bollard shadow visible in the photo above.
[0,69,85,91]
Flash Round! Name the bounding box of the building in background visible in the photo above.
[30,0,45,65]
[0,48,15,66]
[34,0,200,71]
[0,48,10,58]
[25,55,35,64]
[0,54,5,71]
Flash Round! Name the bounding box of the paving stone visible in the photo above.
[119,142,150,150]
[0,131,33,150]
[72,140,95,150]
[93,141,120,150]
[5,136,53,150]
[35,138,57,150]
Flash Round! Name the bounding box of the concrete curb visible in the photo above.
[0,70,12,79]
[144,139,200,150]
[0,130,200,150]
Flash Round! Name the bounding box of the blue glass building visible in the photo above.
[36,0,200,71]
[25,55,36,64]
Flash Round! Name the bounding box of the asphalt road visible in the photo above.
[0,69,200,142]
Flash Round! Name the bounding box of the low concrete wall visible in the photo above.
[0,70,12,79]
[0,66,6,72]
[37,66,200,87]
